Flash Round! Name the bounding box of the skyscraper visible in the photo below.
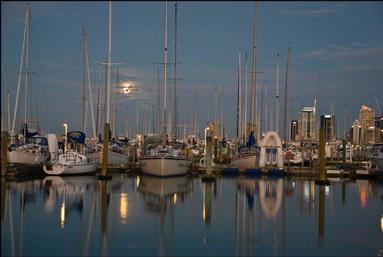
[298,106,316,140]
[351,119,361,145]
[290,120,299,142]
[359,105,375,145]
[320,115,335,142]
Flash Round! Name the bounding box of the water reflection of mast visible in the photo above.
[19,188,25,257]
[159,196,165,256]
[342,180,346,205]
[138,176,193,256]
[1,178,5,223]
[282,180,287,255]
[100,180,109,257]
[235,179,258,256]
[3,179,16,256]
[83,189,97,257]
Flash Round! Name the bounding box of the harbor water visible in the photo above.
[1,173,382,256]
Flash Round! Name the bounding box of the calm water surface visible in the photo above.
[1,174,382,256]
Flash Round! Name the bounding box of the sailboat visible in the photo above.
[7,4,49,166]
[43,126,99,175]
[87,3,129,168]
[230,131,259,169]
[139,1,191,177]
[230,50,259,170]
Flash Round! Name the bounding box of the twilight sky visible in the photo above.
[2,1,383,139]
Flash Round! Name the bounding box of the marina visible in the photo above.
[1,1,383,256]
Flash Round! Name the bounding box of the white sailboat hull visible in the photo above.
[89,150,129,166]
[230,154,257,169]
[7,150,46,165]
[43,161,99,175]
[139,157,191,177]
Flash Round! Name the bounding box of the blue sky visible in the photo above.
[2,1,383,138]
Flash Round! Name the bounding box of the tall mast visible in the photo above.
[152,103,155,134]
[106,1,112,125]
[82,25,87,133]
[126,107,129,138]
[251,1,259,138]
[12,4,29,134]
[193,88,197,136]
[236,50,241,141]
[82,25,97,138]
[214,85,218,136]
[115,69,120,136]
[221,87,225,139]
[284,46,291,144]
[136,103,139,134]
[244,51,248,141]
[156,68,161,134]
[239,51,242,142]
[7,90,11,133]
[96,87,100,136]
[275,53,280,134]
[101,1,112,176]
[173,1,178,139]
[163,1,168,138]
[260,84,264,136]
[23,4,30,142]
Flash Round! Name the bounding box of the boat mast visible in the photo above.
[163,1,168,140]
[244,51,248,141]
[82,25,97,139]
[115,69,120,136]
[275,53,280,134]
[193,87,197,136]
[7,90,11,133]
[214,85,218,137]
[24,3,30,140]
[251,1,258,139]
[236,50,240,141]
[12,4,29,135]
[221,87,225,139]
[239,51,242,142]
[101,0,112,176]
[82,25,87,133]
[156,68,161,134]
[173,1,178,140]
[283,46,291,144]
[106,1,112,126]
[260,84,264,136]
[96,87,100,136]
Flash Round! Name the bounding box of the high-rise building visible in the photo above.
[375,116,383,129]
[320,115,335,142]
[359,105,375,145]
[375,116,383,143]
[290,120,299,142]
[351,119,361,145]
[298,106,316,140]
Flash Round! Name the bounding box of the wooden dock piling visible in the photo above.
[98,123,112,180]
[1,132,10,177]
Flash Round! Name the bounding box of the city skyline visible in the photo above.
[2,1,383,137]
